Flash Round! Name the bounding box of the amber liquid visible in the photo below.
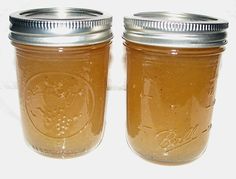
[14,42,110,158]
[126,42,223,164]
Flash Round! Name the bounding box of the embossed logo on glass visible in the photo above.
[25,72,95,138]
[139,73,212,154]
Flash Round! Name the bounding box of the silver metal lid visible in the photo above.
[9,8,112,46]
[124,12,228,48]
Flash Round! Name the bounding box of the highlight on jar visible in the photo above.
[9,8,112,158]
[124,12,228,165]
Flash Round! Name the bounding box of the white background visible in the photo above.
[0,0,236,178]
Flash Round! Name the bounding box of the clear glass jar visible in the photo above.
[9,8,112,158]
[124,12,228,164]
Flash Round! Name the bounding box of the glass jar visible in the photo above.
[9,8,112,158]
[124,12,228,164]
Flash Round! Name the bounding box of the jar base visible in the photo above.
[30,145,91,159]
[24,136,103,159]
[127,141,207,166]
[135,152,201,166]
[22,125,105,159]
[135,150,205,166]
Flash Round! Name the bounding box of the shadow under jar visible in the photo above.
[9,8,112,158]
[124,12,228,165]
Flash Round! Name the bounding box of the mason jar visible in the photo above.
[124,12,228,164]
[9,8,112,158]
